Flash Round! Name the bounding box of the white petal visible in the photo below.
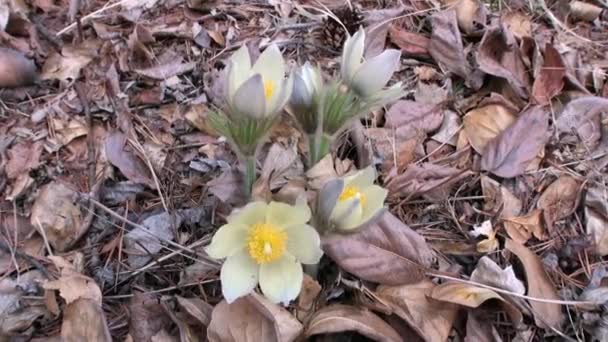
[228,45,252,100]
[285,224,323,264]
[266,201,311,227]
[330,197,364,231]
[205,223,249,259]
[290,73,313,108]
[229,201,268,226]
[220,250,259,303]
[360,185,388,224]
[341,29,365,83]
[351,49,401,97]
[252,44,285,92]
[344,166,376,189]
[259,255,303,305]
[232,74,266,118]
[267,73,293,115]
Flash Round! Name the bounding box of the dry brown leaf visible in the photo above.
[50,116,88,147]
[556,96,608,149]
[376,279,458,342]
[470,256,525,295]
[388,25,430,57]
[0,47,38,88]
[105,132,156,188]
[364,128,419,173]
[431,110,461,146]
[444,0,487,34]
[322,212,433,285]
[296,275,321,321]
[501,11,531,39]
[480,175,522,218]
[176,296,213,327]
[304,304,402,342]
[387,163,473,201]
[505,239,564,329]
[5,140,43,180]
[134,60,196,80]
[503,209,545,243]
[61,298,111,342]
[463,104,517,154]
[129,292,172,341]
[477,25,531,98]
[207,294,302,342]
[537,175,581,230]
[30,181,83,252]
[532,45,565,105]
[481,106,548,178]
[585,186,608,256]
[385,100,444,139]
[41,42,100,81]
[207,169,243,205]
[569,1,603,21]
[44,274,102,305]
[465,312,502,342]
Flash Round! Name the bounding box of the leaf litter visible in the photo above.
[1,0,608,340]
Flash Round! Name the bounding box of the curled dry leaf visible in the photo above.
[503,209,545,243]
[129,292,172,341]
[477,25,531,98]
[532,45,565,105]
[61,299,111,342]
[537,175,581,231]
[376,279,458,342]
[431,110,461,146]
[207,294,302,342]
[105,132,156,188]
[481,106,548,178]
[41,42,100,81]
[5,140,43,180]
[385,100,444,139]
[585,186,608,256]
[470,220,499,253]
[480,175,522,218]
[304,304,402,342]
[44,273,102,305]
[505,239,564,329]
[30,181,83,252]
[387,163,474,201]
[470,256,525,295]
[556,96,608,150]
[322,211,434,285]
[444,0,487,34]
[296,275,321,321]
[501,11,531,39]
[0,48,38,88]
[388,25,430,57]
[463,103,517,154]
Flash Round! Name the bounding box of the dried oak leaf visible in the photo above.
[376,279,458,342]
[501,11,531,39]
[585,186,608,256]
[463,103,517,154]
[481,106,548,178]
[480,175,522,218]
[556,96,608,150]
[532,45,565,105]
[105,132,156,188]
[207,294,302,342]
[0,48,38,88]
[505,239,564,329]
[387,163,473,201]
[322,212,434,285]
[41,41,100,81]
[470,256,525,295]
[388,25,430,57]
[5,140,43,180]
[304,304,402,342]
[385,100,444,139]
[477,25,531,98]
[537,175,581,231]
[503,209,545,243]
[61,298,111,342]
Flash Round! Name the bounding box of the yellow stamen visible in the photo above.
[264,80,275,100]
[247,222,287,264]
[339,185,366,205]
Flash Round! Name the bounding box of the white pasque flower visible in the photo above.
[288,62,324,133]
[329,167,388,231]
[226,44,293,119]
[205,201,323,304]
[340,28,402,99]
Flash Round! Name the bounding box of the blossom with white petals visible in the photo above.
[205,201,323,304]
[288,62,324,134]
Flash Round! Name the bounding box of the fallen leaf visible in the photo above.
[569,1,603,21]
[470,256,525,295]
[0,47,38,87]
[175,296,213,327]
[50,116,88,147]
[480,175,522,218]
[41,42,100,81]
[429,9,483,89]
[388,25,430,57]
[481,106,548,178]
[296,275,321,321]
[503,209,545,243]
[207,169,243,205]
[134,60,196,80]
[477,25,531,98]
[465,312,502,342]
[61,298,111,342]
[537,175,581,230]
[44,273,102,305]
[501,11,531,39]
[304,304,402,342]
[30,181,83,252]
[364,127,419,173]
[444,0,487,34]
[322,212,434,285]
[142,141,168,172]
[463,103,517,154]
[505,239,564,329]
[385,100,444,139]
[179,261,220,285]
[105,132,156,188]
[556,96,608,150]
[207,294,302,342]
[376,279,458,342]
[470,220,499,253]
[431,110,461,146]
[129,292,172,342]
[0,214,44,275]
[387,163,474,201]
[585,186,608,256]
[151,329,178,342]
[532,45,565,105]
[5,140,43,180]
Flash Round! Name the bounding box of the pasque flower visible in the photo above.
[288,62,324,134]
[205,201,323,304]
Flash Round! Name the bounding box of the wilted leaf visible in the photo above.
[481,106,548,178]
[555,96,608,149]
[431,110,461,146]
[129,292,172,341]
[501,11,531,39]
[61,298,111,342]
[105,132,156,188]
[5,140,43,180]
[470,256,525,295]
[304,304,402,342]
[207,294,302,342]
[0,47,38,88]
[505,239,564,329]
[322,212,434,285]
[429,10,482,89]
[537,175,581,230]
[388,25,430,57]
[376,280,458,342]
[41,42,100,81]
[585,186,608,256]
[463,104,517,154]
[30,182,83,252]
[385,100,444,139]
[477,25,531,98]
[444,0,487,34]
[532,45,565,105]
[480,175,522,218]
[387,163,473,201]
[503,209,545,243]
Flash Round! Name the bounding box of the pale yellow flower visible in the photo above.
[205,201,323,304]
[329,167,388,231]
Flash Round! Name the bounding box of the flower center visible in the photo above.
[339,185,366,205]
[247,222,287,264]
[263,80,275,100]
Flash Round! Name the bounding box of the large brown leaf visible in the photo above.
[505,239,564,329]
[322,212,434,285]
[385,100,444,139]
[480,175,522,218]
[387,163,473,201]
[531,45,565,105]
[388,25,430,57]
[61,299,111,342]
[503,209,546,243]
[304,304,401,342]
[555,96,608,150]
[376,280,458,342]
[463,103,517,154]
[480,106,548,178]
[105,132,156,188]
[537,175,581,231]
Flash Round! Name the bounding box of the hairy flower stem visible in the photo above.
[243,155,256,198]
[308,133,331,167]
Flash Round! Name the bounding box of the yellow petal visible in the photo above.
[360,185,388,224]
[229,201,267,226]
[205,223,249,259]
[330,197,363,231]
[266,201,311,227]
[220,250,259,303]
[285,224,323,264]
[259,254,303,305]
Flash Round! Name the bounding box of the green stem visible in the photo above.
[243,155,256,198]
[316,134,331,163]
[308,133,332,167]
